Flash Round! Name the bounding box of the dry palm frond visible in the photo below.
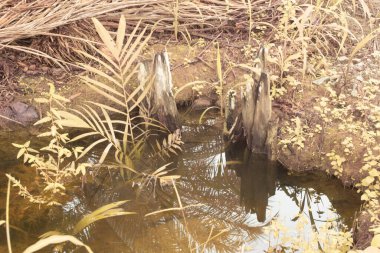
[2,0,371,47]
[104,0,282,37]
[0,0,369,69]
[0,0,154,45]
[28,20,98,64]
[0,0,154,65]
[0,0,283,48]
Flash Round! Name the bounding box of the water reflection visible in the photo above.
[0,116,361,252]
[77,120,360,252]
[226,144,277,222]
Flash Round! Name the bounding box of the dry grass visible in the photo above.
[0,0,373,65]
[0,0,282,45]
[0,0,374,48]
[0,0,148,44]
[0,0,153,63]
[0,0,283,64]
[104,0,282,36]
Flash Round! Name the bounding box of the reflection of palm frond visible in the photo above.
[150,130,184,160]
[140,163,174,189]
[67,118,266,252]
[73,200,135,235]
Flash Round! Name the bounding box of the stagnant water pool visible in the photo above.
[0,113,361,252]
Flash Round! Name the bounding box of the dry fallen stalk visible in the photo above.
[0,0,282,46]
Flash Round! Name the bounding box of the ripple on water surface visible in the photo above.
[0,115,361,252]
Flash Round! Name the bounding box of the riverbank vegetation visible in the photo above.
[0,0,379,252]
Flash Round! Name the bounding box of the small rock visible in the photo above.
[354,62,365,71]
[351,83,358,97]
[10,101,28,114]
[356,76,364,82]
[312,75,340,86]
[26,70,39,75]
[0,107,14,119]
[191,97,213,111]
[338,56,349,63]
[8,101,38,124]
[51,68,64,76]
[22,107,39,122]
[312,77,330,85]
[0,107,17,129]
[29,64,36,71]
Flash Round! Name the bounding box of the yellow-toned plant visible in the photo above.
[7,16,183,205]
[8,83,89,205]
[279,117,307,150]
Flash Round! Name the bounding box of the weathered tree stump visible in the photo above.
[225,46,278,160]
[138,50,180,133]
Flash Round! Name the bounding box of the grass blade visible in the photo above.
[6,179,12,253]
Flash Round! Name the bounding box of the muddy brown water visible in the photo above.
[0,113,361,252]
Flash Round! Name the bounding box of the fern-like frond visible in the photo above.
[77,16,154,113]
[56,16,176,176]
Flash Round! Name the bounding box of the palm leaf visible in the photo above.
[116,15,126,51]
[78,138,107,159]
[92,18,119,59]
